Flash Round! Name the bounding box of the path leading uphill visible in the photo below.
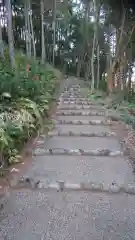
[1,77,135,240]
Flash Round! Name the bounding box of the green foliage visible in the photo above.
[0,51,60,168]
[121,114,135,129]
[88,90,105,100]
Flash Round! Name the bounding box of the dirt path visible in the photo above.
[1,77,135,239]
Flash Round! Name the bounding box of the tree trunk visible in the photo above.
[85,61,91,83]
[96,44,100,89]
[6,0,15,69]
[91,0,100,90]
[91,30,96,90]
[24,1,30,58]
[107,6,126,93]
[77,1,90,78]
[41,0,46,64]
[127,65,132,100]
[0,19,4,58]
[27,0,32,58]
[95,0,100,89]
[77,54,82,77]
[52,0,56,66]
[28,0,36,59]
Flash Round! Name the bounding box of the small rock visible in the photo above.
[32,148,46,156]
[50,148,65,155]
[10,168,19,173]
[83,150,99,156]
[81,182,104,191]
[65,183,80,190]
[106,120,112,125]
[98,132,105,137]
[109,183,121,193]
[57,180,65,191]
[49,183,59,190]
[91,120,101,125]
[108,132,116,137]
[124,184,135,194]
[37,180,48,189]
[109,151,122,157]
[68,149,81,155]
[99,149,110,156]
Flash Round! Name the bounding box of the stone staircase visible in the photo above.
[19,78,135,194]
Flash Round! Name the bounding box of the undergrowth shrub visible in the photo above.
[0,52,61,170]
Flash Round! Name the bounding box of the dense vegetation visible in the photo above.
[0,0,63,169]
[0,50,61,169]
[1,0,135,168]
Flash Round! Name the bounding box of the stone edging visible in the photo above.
[59,101,99,105]
[47,130,116,137]
[33,148,123,157]
[17,178,135,195]
[56,111,106,116]
[57,106,105,110]
[55,119,112,125]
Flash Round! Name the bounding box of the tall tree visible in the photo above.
[0,16,4,58]
[52,0,56,65]
[6,0,15,68]
[29,0,36,58]
[24,0,31,58]
[41,0,46,64]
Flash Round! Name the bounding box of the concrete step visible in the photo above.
[59,97,88,101]
[56,110,106,116]
[58,105,105,110]
[60,94,82,97]
[55,124,113,134]
[54,119,112,125]
[56,115,106,122]
[47,129,116,137]
[33,148,123,157]
[38,136,121,152]
[20,155,134,191]
[59,101,97,105]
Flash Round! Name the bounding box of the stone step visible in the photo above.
[55,124,112,134]
[18,179,135,195]
[54,119,112,125]
[40,135,121,151]
[56,115,106,121]
[60,97,87,100]
[61,89,81,92]
[57,105,105,110]
[33,148,123,157]
[47,130,116,137]
[62,92,82,94]
[60,93,82,97]
[62,89,83,91]
[60,98,84,101]
[59,101,96,105]
[59,97,88,101]
[20,155,134,192]
[56,111,106,116]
